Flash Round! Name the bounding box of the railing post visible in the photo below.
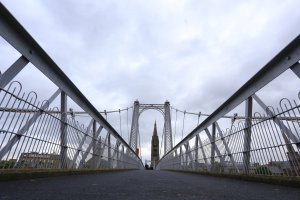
[184,143,188,169]
[116,142,120,168]
[180,146,183,169]
[121,145,125,168]
[108,133,111,168]
[60,91,68,168]
[194,135,199,170]
[243,96,252,174]
[92,120,97,167]
[211,123,216,172]
[291,62,300,78]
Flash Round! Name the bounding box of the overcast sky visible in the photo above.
[1,0,300,162]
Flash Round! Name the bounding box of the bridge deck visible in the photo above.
[0,170,299,200]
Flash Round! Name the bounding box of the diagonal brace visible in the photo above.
[215,122,239,172]
[0,56,29,88]
[78,125,103,168]
[204,128,225,164]
[71,119,94,168]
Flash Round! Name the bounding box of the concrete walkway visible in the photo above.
[0,170,299,200]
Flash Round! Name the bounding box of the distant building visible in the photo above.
[151,121,159,168]
[15,152,71,169]
[267,158,299,176]
[267,162,286,176]
[282,132,300,176]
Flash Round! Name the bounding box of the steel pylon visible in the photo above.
[128,100,173,156]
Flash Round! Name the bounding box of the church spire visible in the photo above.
[153,121,157,136]
[151,120,159,168]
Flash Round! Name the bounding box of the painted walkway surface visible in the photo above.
[0,170,300,200]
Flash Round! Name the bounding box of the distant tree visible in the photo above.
[255,165,272,175]
[0,159,16,169]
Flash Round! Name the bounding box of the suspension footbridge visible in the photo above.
[0,3,300,199]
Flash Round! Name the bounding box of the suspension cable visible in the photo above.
[99,107,133,114]
[104,110,107,120]
[171,106,243,120]
[181,110,186,140]
[138,129,141,158]
[160,124,165,156]
[60,106,133,115]
[174,109,178,145]
[127,107,129,143]
[119,109,122,137]
[197,112,201,125]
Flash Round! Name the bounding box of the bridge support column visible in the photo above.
[243,97,253,174]
[129,101,139,153]
[60,91,68,168]
[164,101,173,154]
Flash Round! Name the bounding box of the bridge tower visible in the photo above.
[128,100,173,156]
[163,101,173,154]
[129,100,140,155]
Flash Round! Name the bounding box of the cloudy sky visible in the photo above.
[1,0,300,162]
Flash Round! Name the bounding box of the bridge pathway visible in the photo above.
[0,170,299,200]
